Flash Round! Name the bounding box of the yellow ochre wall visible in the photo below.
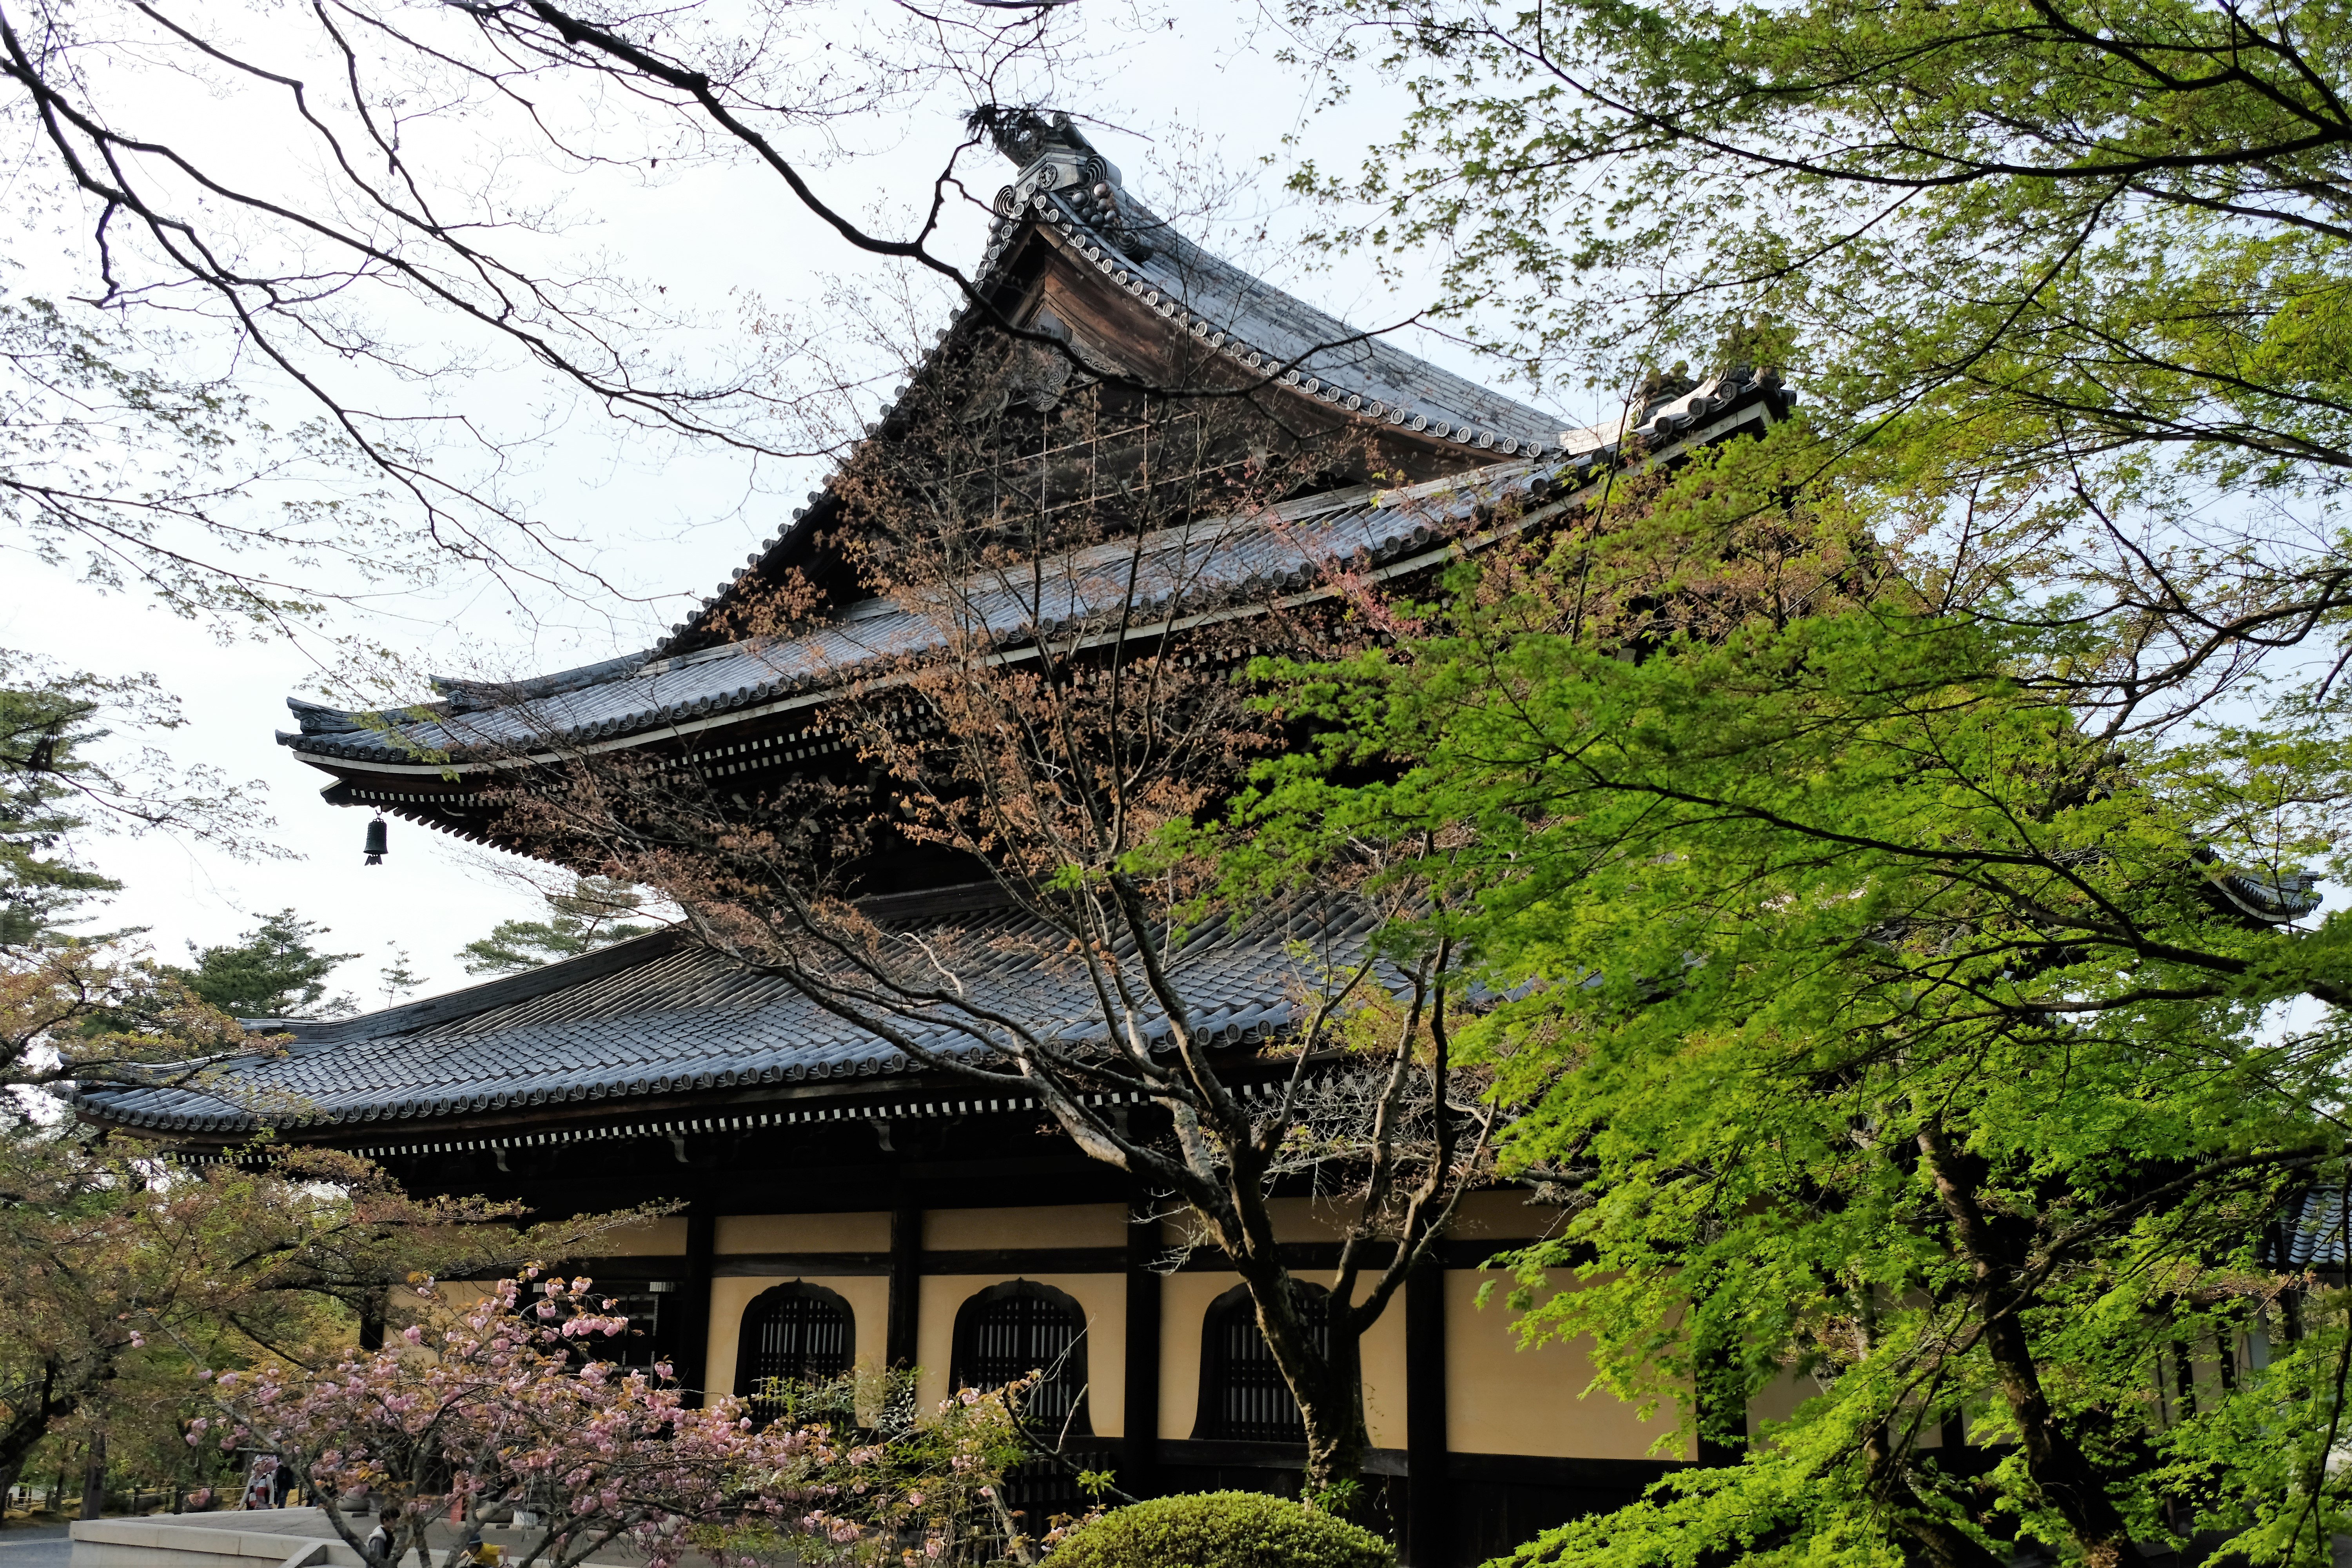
[717,1212,890,1253]
[1156,1270,1230,1442]
[926,1203,1125,1251]
[1445,1267,1688,1461]
[688,1197,1683,1461]
[601,1215,689,1255]
[1151,1270,1410,1448]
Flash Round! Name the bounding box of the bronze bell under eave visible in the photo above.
[363,816,388,866]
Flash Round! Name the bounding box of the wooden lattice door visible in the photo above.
[960,1289,1089,1433]
[739,1287,850,1425]
[1211,1287,1330,1442]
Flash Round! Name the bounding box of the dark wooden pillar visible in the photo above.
[357,1287,386,1352]
[887,1206,922,1368]
[1123,1192,1163,1496]
[1405,1260,1450,1567]
[678,1195,717,1406]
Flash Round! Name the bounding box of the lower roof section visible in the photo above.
[74,887,1381,1145]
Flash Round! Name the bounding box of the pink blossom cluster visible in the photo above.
[199,1275,1040,1568]
[205,1275,813,1568]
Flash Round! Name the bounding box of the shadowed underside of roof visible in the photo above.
[74,895,1387,1138]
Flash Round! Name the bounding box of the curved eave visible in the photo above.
[284,392,1785,810]
[1013,216,1550,458]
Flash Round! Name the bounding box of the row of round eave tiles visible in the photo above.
[147,1015,1276,1127]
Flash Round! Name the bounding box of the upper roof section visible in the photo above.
[647,109,1582,659]
[276,110,1794,790]
[278,374,1786,770]
[977,115,1561,445]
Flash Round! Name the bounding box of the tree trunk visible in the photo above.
[0,1455,22,1520]
[1916,1126,2145,1568]
[78,1430,107,1521]
[1224,1240,1372,1491]
[0,1362,75,1515]
[1297,1319,1369,1494]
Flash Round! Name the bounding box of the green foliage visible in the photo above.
[1269,20,2352,1559]
[735,1366,1071,1564]
[1300,1477,1363,1519]
[374,946,421,1009]
[458,876,653,976]
[167,909,356,1020]
[1047,1491,1395,1568]
[0,653,275,947]
[1216,444,2352,1568]
[0,926,664,1510]
[1296,0,2352,490]
[0,679,121,945]
[1290,0,2352,754]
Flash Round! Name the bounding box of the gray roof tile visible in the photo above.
[75,895,1389,1136]
[2278,1186,2350,1267]
[278,394,1777,767]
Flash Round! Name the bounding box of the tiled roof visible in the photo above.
[281,379,1784,768]
[652,121,1644,657]
[2278,1186,2350,1267]
[283,113,1794,763]
[993,187,1562,456]
[74,893,1388,1138]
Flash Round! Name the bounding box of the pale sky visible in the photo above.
[5,2,1607,1007]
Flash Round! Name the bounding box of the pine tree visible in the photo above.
[457,877,652,976]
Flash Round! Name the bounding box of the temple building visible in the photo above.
[73,113,1804,1565]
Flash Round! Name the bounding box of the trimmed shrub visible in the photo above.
[1048,1490,1395,1568]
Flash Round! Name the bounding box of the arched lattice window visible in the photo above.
[733,1282,853,1426]
[951,1281,1092,1436]
[1193,1281,1332,1443]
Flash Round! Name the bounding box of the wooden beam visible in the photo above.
[1123,1191,1163,1496]
[1405,1262,1450,1567]
[887,1207,922,1367]
[678,1196,717,1407]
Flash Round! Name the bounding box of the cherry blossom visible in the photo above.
[201,1275,1063,1567]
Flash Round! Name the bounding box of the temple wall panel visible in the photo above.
[923,1203,1125,1252]
[1164,1195,1369,1249]
[1359,1294,1409,1451]
[704,1273,890,1400]
[716,1211,890,1254]
[1444,1189,1556,1245]
[599,1216,689,1256]
[1157,1270,1233,1440]
[1745,1361,1816,1440]
[1445,1267,1686,1462]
